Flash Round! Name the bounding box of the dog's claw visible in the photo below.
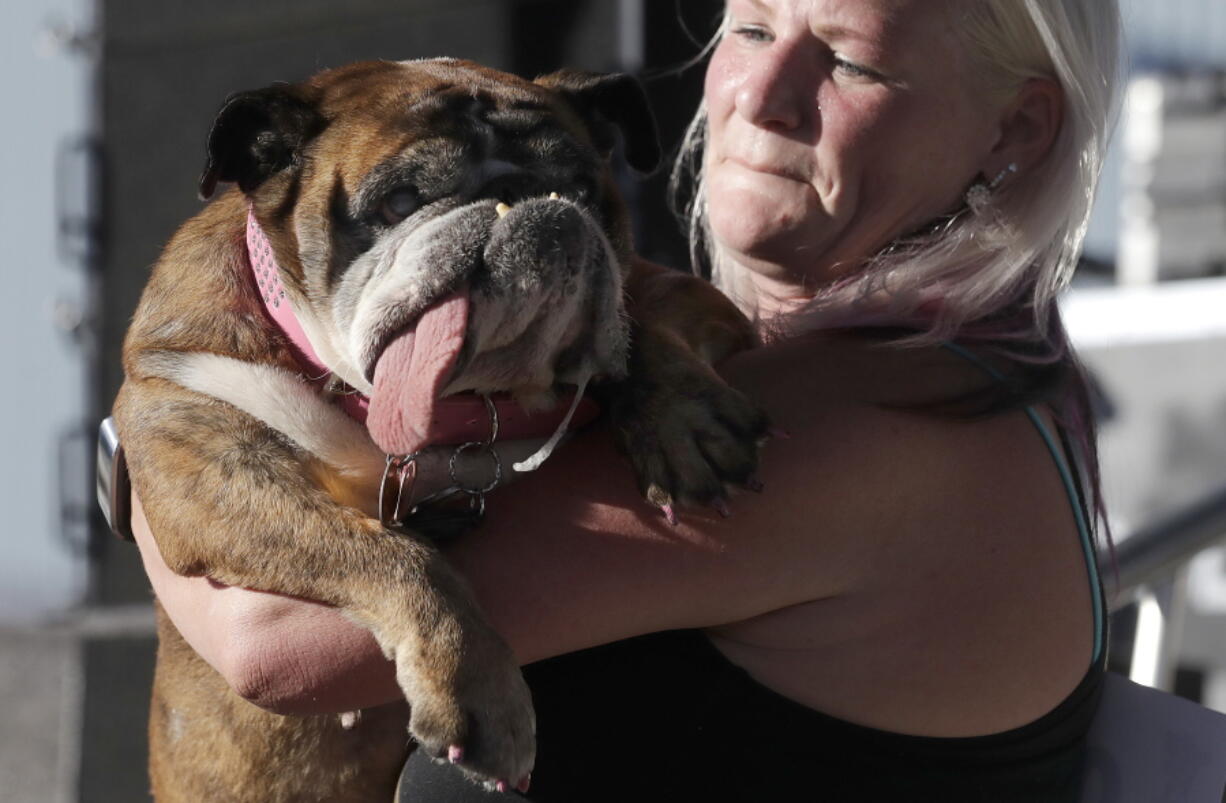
[495,780,509,793]
[661,504,678,526]
[713,498,731,518]
[745,476,765,493]
[517,774,532,793]
[448,745,464,764]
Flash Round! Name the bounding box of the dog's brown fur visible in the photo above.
[116,59,763,802]
[120,187,436,802]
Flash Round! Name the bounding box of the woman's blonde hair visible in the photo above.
[671,0,1123,347]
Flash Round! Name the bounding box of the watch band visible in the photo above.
[96,417,134,542]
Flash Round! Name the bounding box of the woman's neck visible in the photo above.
[714,255,816,333]
[715,253,900,343]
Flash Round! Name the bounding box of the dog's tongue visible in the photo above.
[369,290,470,455]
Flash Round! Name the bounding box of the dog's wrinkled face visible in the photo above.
[200,58,659,452]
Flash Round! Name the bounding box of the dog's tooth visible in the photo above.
[495,202,512,218]
[549,192,560,200]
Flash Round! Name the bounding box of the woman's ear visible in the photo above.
[982,77,1064,180]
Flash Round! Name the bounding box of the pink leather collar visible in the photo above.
[244,208,599,446]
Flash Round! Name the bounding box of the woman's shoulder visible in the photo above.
[722,333,1005,475]
[718,331,1087,591]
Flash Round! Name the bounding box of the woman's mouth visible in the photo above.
[726,155,810,184]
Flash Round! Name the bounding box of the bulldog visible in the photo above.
[112,58,765,802]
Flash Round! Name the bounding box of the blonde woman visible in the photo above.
[132,0,1121,799]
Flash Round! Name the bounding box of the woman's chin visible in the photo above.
[707,180,828,257]
[709,212,824,270]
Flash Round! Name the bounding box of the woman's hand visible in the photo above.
[131,491,401,714]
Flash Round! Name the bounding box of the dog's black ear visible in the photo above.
[537,69,662,175]
[198,84,324,200]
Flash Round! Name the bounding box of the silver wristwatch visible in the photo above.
[96,417,134,542]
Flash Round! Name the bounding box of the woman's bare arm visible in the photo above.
[132,493,401,713]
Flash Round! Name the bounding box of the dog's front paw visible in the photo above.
[397,618,535,791]
[606,329,769,520]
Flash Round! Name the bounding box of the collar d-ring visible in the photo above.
[380,453,419,527]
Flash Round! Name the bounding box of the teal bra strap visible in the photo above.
[940,342,1105,663]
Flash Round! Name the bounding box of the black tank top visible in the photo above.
[403,626,1105,802]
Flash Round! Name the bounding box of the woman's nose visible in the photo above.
[734,46,812,131]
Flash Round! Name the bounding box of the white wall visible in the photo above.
[0,0,94,622]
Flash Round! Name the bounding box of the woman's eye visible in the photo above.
[833,56,878,80]
[378,187,420,225]
[732,25,773,44]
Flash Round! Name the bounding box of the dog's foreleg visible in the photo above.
[114,379,535,789]
[605,260,770,512]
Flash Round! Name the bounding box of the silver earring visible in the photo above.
[966,162,1018,216]
[989,162,1019,190]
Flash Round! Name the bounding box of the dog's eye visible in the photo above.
[379,187,420,225]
